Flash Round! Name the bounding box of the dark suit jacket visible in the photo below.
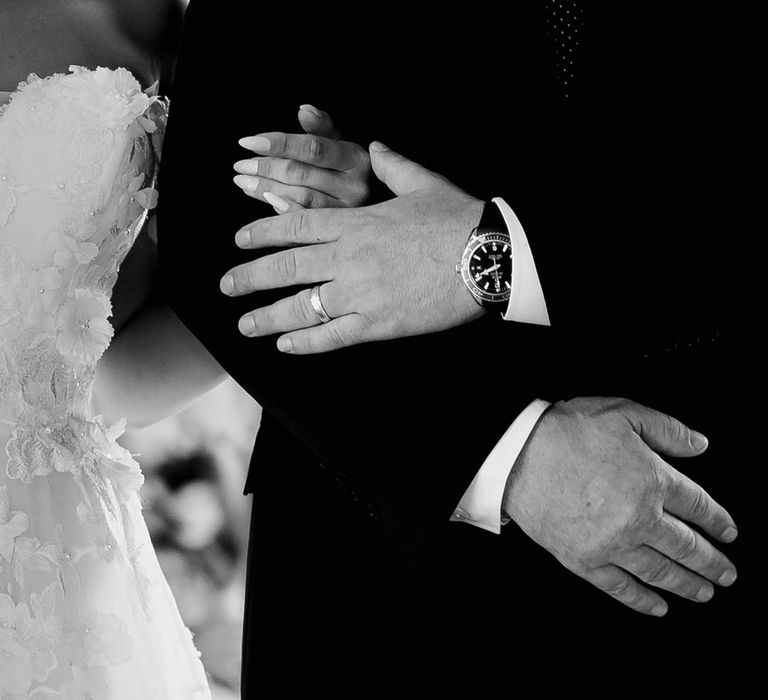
[158,1,749,690]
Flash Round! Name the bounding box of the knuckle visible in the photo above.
[603,577,633,599]
[293,292,316,323]
[306,136,326,163]
[271,250,297,282]
[688,488,710,520]
[326,324,348,349]
[643,558,673,584]
[665,414,685,443]
[285,160,308,185]
[672,529,698,562]
[295,188,314,209]
[286,212,308,243]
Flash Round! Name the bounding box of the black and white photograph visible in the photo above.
[0,1,754,697]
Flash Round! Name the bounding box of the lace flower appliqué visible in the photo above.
[0,593,59,694]
[56,288,113,365]
[6,412,96,483]
[71,65,155,132]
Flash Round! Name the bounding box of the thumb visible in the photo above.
[298,104,341,139]
[630,404,709,458]
[369,141,441,196]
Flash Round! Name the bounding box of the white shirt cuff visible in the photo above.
[451,399,551,533]
[492,197,550,326]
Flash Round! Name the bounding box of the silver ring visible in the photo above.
[310,285,332,323]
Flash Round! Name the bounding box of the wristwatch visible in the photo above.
[456,200,512,313]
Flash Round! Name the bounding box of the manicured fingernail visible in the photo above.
[234,174,259,192]
[696,585,714,602]
[369,141,389,152]
[722,526,738,543]
[238,135,270,152]
[234,159,259,175]
[235,229,251,247]
[238,315,255,335]
[277,336,293,353]
[220,275,234,295]
[650,604,667,617]
[299,104,322,118]
[263,191,289,212]
[690,431,708,451]
[718,569,737,586]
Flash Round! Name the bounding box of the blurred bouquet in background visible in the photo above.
[122,378,261,698]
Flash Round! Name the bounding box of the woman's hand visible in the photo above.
[233,105,371,213]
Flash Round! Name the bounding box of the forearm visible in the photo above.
[93,302,227,428]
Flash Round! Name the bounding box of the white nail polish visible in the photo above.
[263,191,289,212]
[238,135,270,152]
[234,174,259,191]
[234,159,259,175]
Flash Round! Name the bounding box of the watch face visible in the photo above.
[462,232,512,303]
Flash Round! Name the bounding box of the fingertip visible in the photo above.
[238,135,270,153]
[718,568,737,586]
[299,104,322,119]
[690,431,709,452]
[650,603,668,617]
[277,335,294,353]
[233,174,259,192]
[721,526,738,543]
[369,141,389,152]
[238,315,255,336]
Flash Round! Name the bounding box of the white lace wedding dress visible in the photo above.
[0,68,212,699]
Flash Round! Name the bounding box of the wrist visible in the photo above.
[456,199,513,315]
[449,195,486,317]
[501,402,558,523]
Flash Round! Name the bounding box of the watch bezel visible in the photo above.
[460,231,512,304]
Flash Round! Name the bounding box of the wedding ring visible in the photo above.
[310,285,332,323]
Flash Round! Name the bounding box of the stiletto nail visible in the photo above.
[238,135,270,152]
[263,191,289,212]
[234,174,259,192]
[234,159,259,175]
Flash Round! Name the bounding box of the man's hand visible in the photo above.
[221,142,485,354]
[233,105,370,213]
[504,397,738,616]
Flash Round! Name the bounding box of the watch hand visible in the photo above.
[479,264,501,276]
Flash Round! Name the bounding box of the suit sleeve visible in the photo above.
[157,3,544,572]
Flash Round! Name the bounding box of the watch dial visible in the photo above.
[467,234,512,300]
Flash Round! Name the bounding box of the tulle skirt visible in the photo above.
[0,424,212,700]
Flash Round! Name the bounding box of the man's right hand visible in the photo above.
[503,397,738,616]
